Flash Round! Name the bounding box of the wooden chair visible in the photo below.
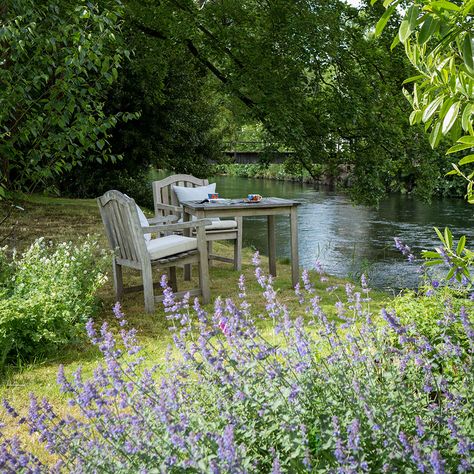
[152,174,242,271]
[97,190,211,313]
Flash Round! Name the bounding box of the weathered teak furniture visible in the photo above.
[182,197,301,287]
[152,174,242,270]
[97,190,211,313]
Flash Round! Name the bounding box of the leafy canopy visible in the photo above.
[374,0,474,198]
[0,0,135,198]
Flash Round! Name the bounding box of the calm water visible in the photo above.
[152,172,474,290]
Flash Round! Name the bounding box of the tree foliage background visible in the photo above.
[2,0,469,205]
[0,0,133,198]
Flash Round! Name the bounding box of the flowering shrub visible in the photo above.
[1,254,474,472]
[0,238,108,369]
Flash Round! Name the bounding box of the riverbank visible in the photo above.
[213,162,336,185]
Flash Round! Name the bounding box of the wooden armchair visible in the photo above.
[97,190,211,313]
[152,174,242,270]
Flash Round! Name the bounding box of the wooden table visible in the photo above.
[182,197,301,287]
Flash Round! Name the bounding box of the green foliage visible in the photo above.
[60,4,224,198]
[0,0,136,197]
[159,0,446,204]
[374,0,474,198]
[214,162,320,181]
[422,226,474,283]
[0,238,108,370]
[390,284,474,354]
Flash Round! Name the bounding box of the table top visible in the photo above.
[182,197,301,211]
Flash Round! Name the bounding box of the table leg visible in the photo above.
[267,215,276,277]
[290,207,299,287]
[183,210,191,281]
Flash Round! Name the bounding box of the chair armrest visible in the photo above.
[154,203,182,213]
[142,219,212,234]
[148,215,178,225]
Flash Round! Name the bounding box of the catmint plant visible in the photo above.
[1,256,473,472]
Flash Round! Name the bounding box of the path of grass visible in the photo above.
[0,194,392,453]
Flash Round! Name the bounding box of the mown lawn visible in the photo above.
[0,194,392,455]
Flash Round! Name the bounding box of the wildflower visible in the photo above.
[394,237,415,262]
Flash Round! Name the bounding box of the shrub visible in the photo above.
[0,238,108,369]
[1,257,473,472]
[390,284,474,356]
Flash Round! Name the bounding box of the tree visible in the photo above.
[58,2,223,206]
[374,0,474,198]
[0,0,134,198]
[127,0,449,204]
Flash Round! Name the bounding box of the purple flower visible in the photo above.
[394,237,415,262]
[429,450,445,474]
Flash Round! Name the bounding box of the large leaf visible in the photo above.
[429,1,461,11]
[458,136,474,145]
[418,16,438,45]
[429,121,442,148]
[399,6,419,44]
[463,34,474,74]
[422,96,444,123]
[442,101,460,134]
[461,103,473,132]
[459,154,474,166]
[375,5,396,37]
[446,143,473,154]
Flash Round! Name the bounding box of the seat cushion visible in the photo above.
[147,235,197,260]
[204,219,238,231]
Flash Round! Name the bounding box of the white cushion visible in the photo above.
[146,235,197,260]
[204,219,238,231]
[135,205,151,242]
[172,183,216,203]
[173,183,220,223]
[123,193,151,243]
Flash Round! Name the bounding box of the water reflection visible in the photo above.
[151,171,474,290]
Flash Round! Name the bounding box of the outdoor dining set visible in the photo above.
[98,174,300,312]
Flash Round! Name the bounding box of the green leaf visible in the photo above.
[418,16,437,45]
[461,104,473,132]
[434,227,445,244]
[442,101,460,134]
[375,5,396,37]
[458,136,474,145]
[422,250,441,258]
[429,121,442,148]
[390,34,400,50]
[459,154,474,166]
[456,235,466,255]
[446,143,473,154]
[429,1,461,11]
[409,109,423,125]
[402,75,424,85]
[444,227,453,249]
[463,34,474,74]
[424,259,445,266]
[422,96,444,123]
[445,169,460,176]
[399,6,419,44]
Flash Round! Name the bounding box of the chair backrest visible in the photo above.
[152,174,208,217]
[97,190,148,266]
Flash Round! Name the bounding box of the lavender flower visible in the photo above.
[394,237,415,262]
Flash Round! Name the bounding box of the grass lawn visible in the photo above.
[0,194,393,454]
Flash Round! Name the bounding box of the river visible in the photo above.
[151,172,474,291]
